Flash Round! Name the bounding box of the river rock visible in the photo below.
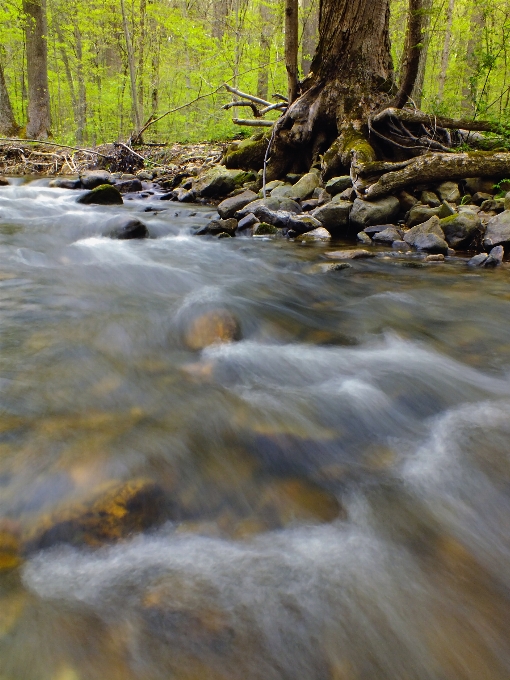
[398,190,418,211]
[194,167,255,198]
[471,192,493,206]
[271,173,320,200]
[407,204,441,227]
[338,187,356,202]
[357,232,372,245]
[264,180,285,192]
[77,184,123,205]
[116,178,143,193]
[311,201,352,232]
[483,211,510,249]
[420,191,441,208]
[392,240,411,251]
[465,178,497,195]
[217,190,258,219]
[0,176,9,186]
[425,254,445,262]
[296,227,331,242]
[0,521,21,570]
[106,216,149,239]
[485,245,504,266]
[312,262,352,273]
[287,214,323,234]
[22,479,169,553]
[237,213,259,231]
[301,199,319,211]
[480,198,505,214]
[439,210,482,249]
[315,188,333,205]
[349,196,400,230]
[183,309,241,350]
[467,253,489,267]
[253,223,282,236]
[372,226,403,244]
[325,249,375,260]
[325,176,352,196]
[437,201,456,218]
[175,188,196,202]
[235,197,301,219]
[80,170,114,189]
[206,218,238,235]
[404,215,448,254]
[505,192,510,211]
[49,178,82,189]
[437,181,461,203]
[136,170,154,180]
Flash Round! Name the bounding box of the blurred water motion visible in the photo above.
[0,180,510,678]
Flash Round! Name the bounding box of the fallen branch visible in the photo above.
[114,141,145,161]
[223,84,271,107]
[362,151,510,200]
[0,138,110,158]
[233,119,274,127]
[371,108,505,135]
[259,102,288,115]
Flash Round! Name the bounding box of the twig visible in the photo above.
[232,119,274,127]
[0,138,110,158]
[272,93,289,103]
[259,102,288,115]
[114,141,145,161]
[263,124,279,198]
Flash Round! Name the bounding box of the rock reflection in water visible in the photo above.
[0,180,510,678]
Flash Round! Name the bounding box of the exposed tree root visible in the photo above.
[360,151,510,200]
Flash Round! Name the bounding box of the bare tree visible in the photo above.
[285,0,299,103]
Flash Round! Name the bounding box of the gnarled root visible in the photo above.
[359,151,510,200]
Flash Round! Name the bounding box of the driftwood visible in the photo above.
[223,84,287,127]
[360,151,510,199]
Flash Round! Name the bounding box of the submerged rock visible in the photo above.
[324,249,375,260]
[22,479,169,553]
[105,216,149,239]
[77,184,123,205]
[183,309,241,350]
[467,253,489,267]
[349,196,400,230]
[0,176,9,186]
[485,245,504,267]
[0,521,21,570]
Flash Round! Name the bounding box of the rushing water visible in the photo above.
[1,178,510,680]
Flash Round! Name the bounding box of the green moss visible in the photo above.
[223,133,271,170]
[439,214,459,226]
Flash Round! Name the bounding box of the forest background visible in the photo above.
[0,0,508,146]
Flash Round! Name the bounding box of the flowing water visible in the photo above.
[1,179,510,680]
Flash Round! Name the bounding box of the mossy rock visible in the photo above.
[253,222,281,236]
[22,479,169,553]
[0,522,22,571]
[77,184,124,205]
[223,133,271,170]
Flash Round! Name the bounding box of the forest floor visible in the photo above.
[0,140,229,178]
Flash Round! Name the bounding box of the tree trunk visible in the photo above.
[269,0,394,179]
[256,0,273,101]
[410,0,433,108]
[461,7,485,115]
[120,0,142,133]
[0,58,20,136]
[284,0,299,103]
[300,0,318,78]
[391,0,429,109]
[23,0,51,139]
[437,0,455,102]
[74,22,87,144]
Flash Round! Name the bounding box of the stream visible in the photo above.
[1,179,510,680]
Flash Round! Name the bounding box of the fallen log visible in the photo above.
[361,151,510,200]
[371,108,504,135]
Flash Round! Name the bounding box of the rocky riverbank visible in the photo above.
[2,138,510,266]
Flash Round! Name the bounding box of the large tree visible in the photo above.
[264,0,508,195]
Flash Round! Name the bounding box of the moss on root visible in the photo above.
[223,133,271,171]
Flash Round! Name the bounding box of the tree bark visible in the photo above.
[461,7,485,115]
[23,0,51,139]
[269,0,394,179]
[285,0,299,103]
[256,0,273,101]
[0,58,20,136]
[363,152,510,199]
[391,0,428,108]
[120,0,142,133]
